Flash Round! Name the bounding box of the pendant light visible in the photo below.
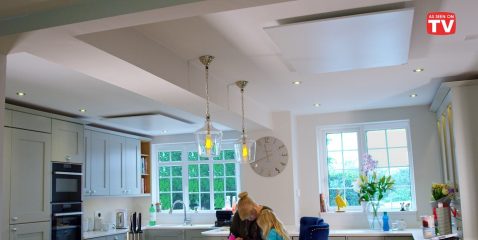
[195,55,223,158]
[234,80,256,163]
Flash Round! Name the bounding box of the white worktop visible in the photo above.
[201,227,457,240]
[83,229,129,239]
[143,223,215,230]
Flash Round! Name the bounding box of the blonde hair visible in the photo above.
[237,192,256,220]
[256,209,290,240]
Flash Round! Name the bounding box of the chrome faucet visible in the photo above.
[169,200,191,225]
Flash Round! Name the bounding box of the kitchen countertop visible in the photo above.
[83,229,129,239]
[143,223,216,230]
[201,227,457,240]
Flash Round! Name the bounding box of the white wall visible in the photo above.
[0,54,6,240]
[295,105,442,229]
[243,111,297,226]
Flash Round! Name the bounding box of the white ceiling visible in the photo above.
[6,52,231,136]
[3,0,478,136]
[132,0,478,114]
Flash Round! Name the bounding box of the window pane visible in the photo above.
[389,148,409,167]
[171,166,182,176]
[159,166,170,177]
[172,178,182,191]
[159,152,170,162]
[213,164,225,176]
[344,170,359,188]
[189,194,199,210]
[326,133,342,151]
[368,149,388,168]
[189,179,199,192]
[224,150,235,160]
[226,177,236,191]
[213,151,224,160]
[327,151,343,170]
[328,189,338,207]
[328,169,343,189]
[390,167,411,185]
[387,129,407,147]
[200,164,210,177]
[200,178,210,192]
[188,152,198,161]
[172,193,183,209]
[214,178,224,191]
[375,167,389,177]
[160,193,171,210]
[200,156,209,161]
[345,188,360,206]
[343,151,359,169]
[159,179,170,192]
[367,130,386,148]
[200,193,211,210]
[225,163,236,176]
[390,186,412,206]
[214,193,225,209]
[342,132,358,150]
[189,165,199,177]
[171,151,182,161]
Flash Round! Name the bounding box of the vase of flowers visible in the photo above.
[431,183,455,235]
[354,154,395,230]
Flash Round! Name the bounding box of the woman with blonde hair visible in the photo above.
[256,209,290,240]
[230,192,271,240]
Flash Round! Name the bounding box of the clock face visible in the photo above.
[250,136,288,177]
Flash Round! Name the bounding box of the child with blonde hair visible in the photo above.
[256,209,290,240]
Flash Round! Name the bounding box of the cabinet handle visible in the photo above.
[114,237,118,240]
[66,155,71,161]
[11,217,18,221]
[92,190,96,194]
[11,228,17,232]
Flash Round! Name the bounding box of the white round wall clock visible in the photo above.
[251,136,288,177]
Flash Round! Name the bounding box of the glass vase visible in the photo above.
[366,200,382,230]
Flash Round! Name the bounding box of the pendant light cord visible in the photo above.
[205,65,210,123]
[241,87,245,135]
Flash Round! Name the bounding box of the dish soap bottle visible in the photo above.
[149,204,156,226]
[382,212,390,231]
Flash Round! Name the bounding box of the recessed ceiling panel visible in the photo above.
[264,8,414,74]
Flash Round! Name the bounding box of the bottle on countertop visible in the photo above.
[382,212,390,231]
[149,204,156,226]
[94,212,103,231]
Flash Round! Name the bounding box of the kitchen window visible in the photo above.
[318,121,416,211]
[155,143,240,212]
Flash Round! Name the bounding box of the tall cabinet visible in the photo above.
[3,109,52,240]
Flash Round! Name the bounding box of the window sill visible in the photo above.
[320,210,417,216]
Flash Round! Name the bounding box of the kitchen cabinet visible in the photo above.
[107,135,141,196]
[9,128,51,224]
[347,237,383,240]
[52,119,84,163]
[146,229,184,240]
[125,137,141,195]
[9,222,50,240]
[384,237,412,240]
[328,237,346,240]
[106,233,127,240]
[88,131,110,196]
[109,134,125,195]
[10,110,51,133]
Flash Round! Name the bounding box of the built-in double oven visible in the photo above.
[51,162,83,240]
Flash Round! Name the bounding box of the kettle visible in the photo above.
[116,209,128,229]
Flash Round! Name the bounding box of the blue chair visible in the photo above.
[299,217,329,240]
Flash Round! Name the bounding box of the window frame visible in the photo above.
[317,120,416,212]
[152,141,241,213]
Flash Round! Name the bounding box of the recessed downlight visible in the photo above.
[409,93,418,98]
[313,103,321,107]
[16,92,26,96]
[292,81,302,85]
[79,108,87,113]
[413,68,424,73]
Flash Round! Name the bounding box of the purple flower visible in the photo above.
[361,153,378,176]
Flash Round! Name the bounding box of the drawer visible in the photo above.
[11,110,51,133]
[347,237,384,240]
[329,237,346,240]
[384,237,413,240]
